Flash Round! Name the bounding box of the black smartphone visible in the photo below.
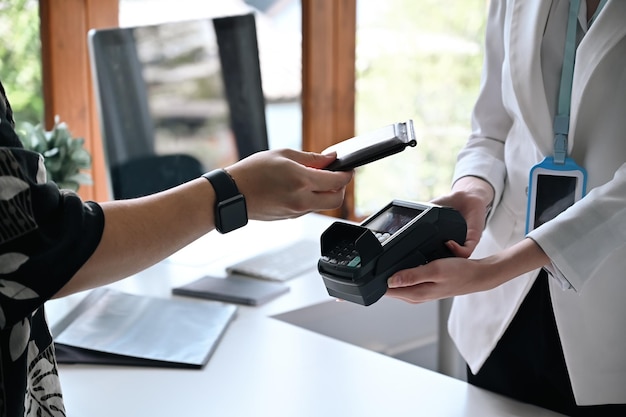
[322,120,417,171]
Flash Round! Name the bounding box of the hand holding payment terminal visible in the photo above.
[318,200,466,306]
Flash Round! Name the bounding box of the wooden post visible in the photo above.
[39,0,118,202]
[302,0,356,219]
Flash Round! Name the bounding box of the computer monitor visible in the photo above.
[88,13,269,199]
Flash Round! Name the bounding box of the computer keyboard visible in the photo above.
[226,240,320,282]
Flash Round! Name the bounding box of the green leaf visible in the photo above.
[15,116,93,191]
[71,148,92,167]
[42,147,59,158]
[67,172,93,185]
[57,180,79,192]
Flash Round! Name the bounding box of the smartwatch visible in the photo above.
[202,169,248,234]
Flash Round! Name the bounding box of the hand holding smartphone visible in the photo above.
[322,120,417,171]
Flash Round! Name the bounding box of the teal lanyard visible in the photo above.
[553,0,608,164]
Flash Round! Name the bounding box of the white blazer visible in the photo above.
[448,0,626,406]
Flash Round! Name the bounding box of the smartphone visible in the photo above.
[322,120,417,171]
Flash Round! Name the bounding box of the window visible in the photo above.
[0,0,43,124]
[354,0,487,217]
[118,0,303,154]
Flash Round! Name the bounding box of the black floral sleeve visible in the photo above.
[1,115,105,417]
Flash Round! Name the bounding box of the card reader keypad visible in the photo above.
[321,240,361,267]
[321,232,391,268]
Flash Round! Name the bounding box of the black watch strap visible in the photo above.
[202,169,248,233]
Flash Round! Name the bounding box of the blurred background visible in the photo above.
[0,0,486,218]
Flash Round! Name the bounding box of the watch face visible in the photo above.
[217,195,248,233]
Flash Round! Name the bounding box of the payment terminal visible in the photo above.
[318,200,466,306]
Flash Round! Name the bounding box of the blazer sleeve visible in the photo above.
[527,162,626,292]
[452,0,510,213]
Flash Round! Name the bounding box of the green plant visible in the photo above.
[17,116,93,191]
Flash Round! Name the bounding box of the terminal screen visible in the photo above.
[365,205,422,235]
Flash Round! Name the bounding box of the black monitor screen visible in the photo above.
[89,14,269,198]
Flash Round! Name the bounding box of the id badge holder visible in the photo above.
[525,156,587,233]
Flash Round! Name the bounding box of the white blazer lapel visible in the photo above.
[508,0,554,156]
[571,0,626,134]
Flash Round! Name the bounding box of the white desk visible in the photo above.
[47,214,565,417]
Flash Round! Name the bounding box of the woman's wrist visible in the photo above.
[452,176,495,216]
[479,238,550,288]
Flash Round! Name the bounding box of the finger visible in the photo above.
[385,284,436,304]
[305,167,353,192]
[280,150,353,190]
[387,268,433,288]
[303,189,346,211]
[385,290,423,304]
[386,287,410,299]
[288,149,337,169]
[445,240,473,258]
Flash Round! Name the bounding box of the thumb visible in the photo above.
[293,151,338,169]
[446,239,473,259]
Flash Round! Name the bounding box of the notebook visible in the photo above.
[226,239,320,282]
[173,274,289,306]
[52,288,237,369]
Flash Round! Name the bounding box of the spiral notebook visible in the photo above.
[52,288,237,369]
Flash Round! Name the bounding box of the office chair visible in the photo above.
[88,13,269,200]
[111,153,205,199]
[213,14,268,159]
